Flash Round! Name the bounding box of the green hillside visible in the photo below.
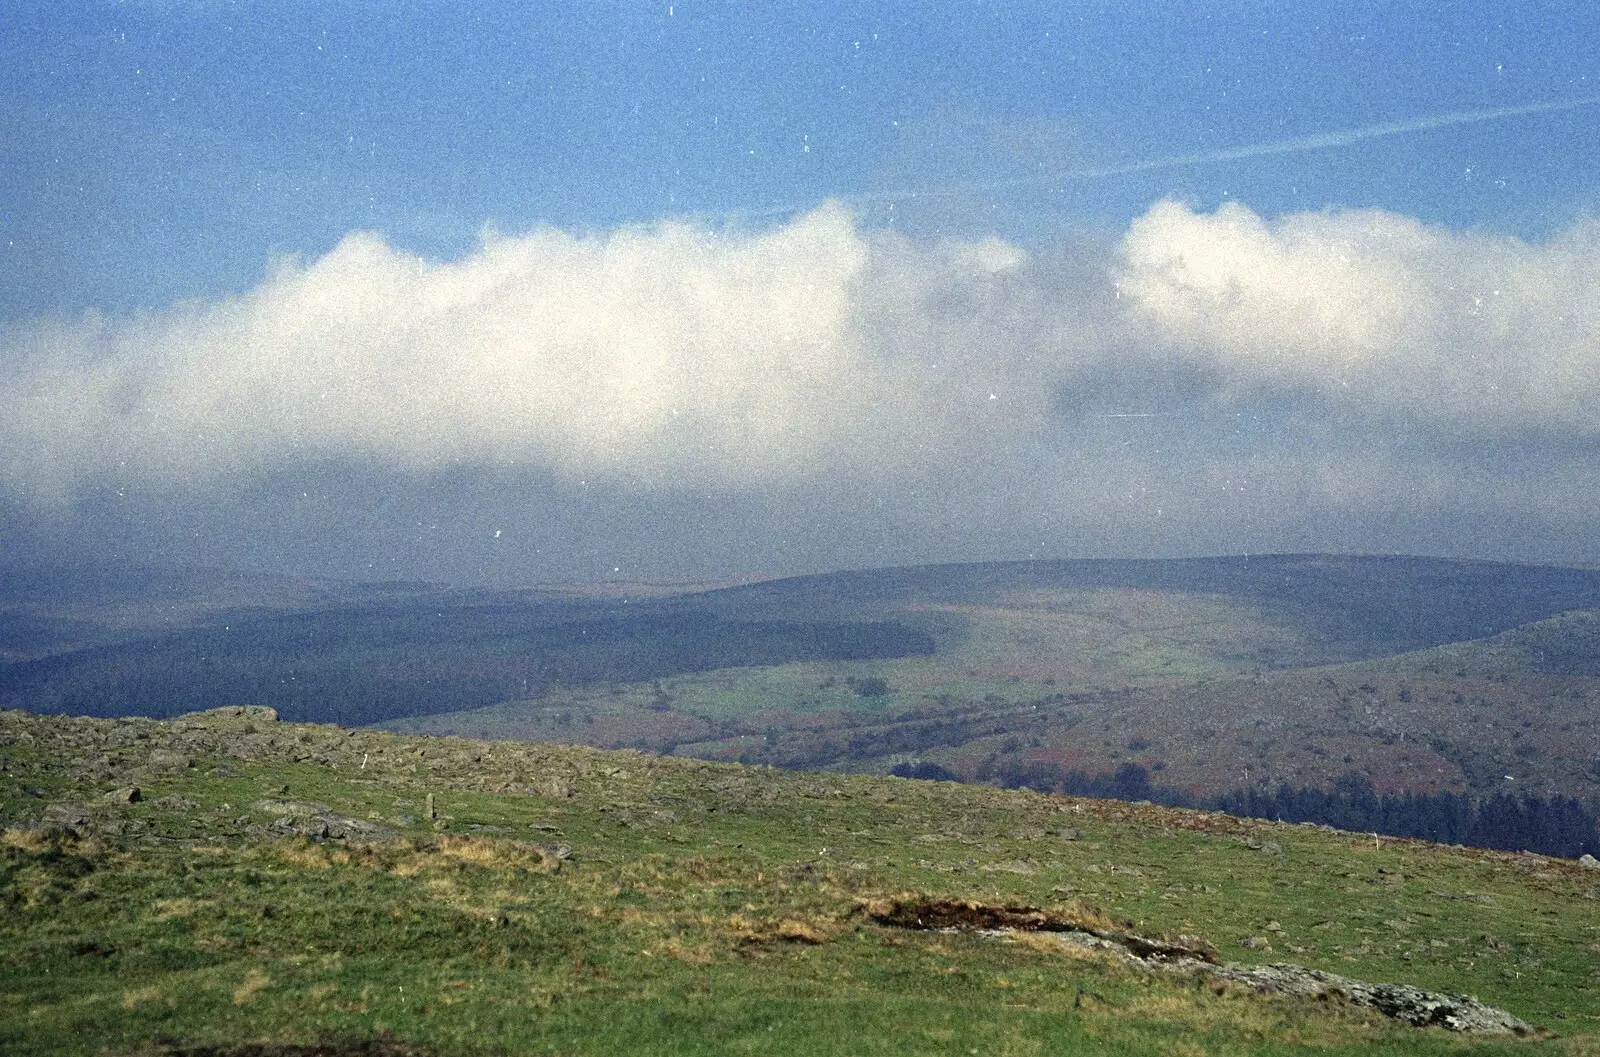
[4,706,1599,1055]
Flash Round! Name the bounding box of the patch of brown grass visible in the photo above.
[661,939,715,964]
[271,842,346,870]
[2,826,55,852]
[122,985,170,1011]
[381,835,560,877]
[232,968,273,1005]
[150,897,210,921]
[773,919,831,944]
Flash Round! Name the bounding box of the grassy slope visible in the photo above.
[4,708,1600,1056]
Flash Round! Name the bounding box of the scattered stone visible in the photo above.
[537,777,575,798]
[44,802,94,829]
[1054,827,1082,841]
[1578,853,1600,871]
[1239,936,1273,950]
[104,786,142,804]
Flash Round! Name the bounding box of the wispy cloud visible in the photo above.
[1044,95,1599,184]
[722,96,1599,222]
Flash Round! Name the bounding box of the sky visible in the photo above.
[2,0,1599,586]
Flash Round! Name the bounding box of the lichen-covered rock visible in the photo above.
[251,798,396,843]
[144,748,191,773]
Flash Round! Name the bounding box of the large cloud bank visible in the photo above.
[1121,200,1600,434]
[1,203,1067,498]
[3,199,1598,506]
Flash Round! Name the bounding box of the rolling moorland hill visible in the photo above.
[381,557,1600,810]
[686,555,1600,661]
[6,555,1600,822]
[4,705,1600,1055]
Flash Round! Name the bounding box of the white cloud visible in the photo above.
[0,203,1071,500]
[1117,200,1600,435]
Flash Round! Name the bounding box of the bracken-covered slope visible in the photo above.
[4,706,1599,1055]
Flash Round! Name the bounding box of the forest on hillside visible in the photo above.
[0,607,934,724]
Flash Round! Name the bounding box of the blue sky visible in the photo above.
[2,1,1599,583]
[6,0,1595,317]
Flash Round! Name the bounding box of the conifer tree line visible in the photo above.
[928,759,1600,859]
[1208,774,1599,860]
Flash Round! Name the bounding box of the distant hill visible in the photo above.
[692,554,1600,660]
[384,556,1600,805]
[7,554,1600,805]
[1379,608,1600,680]
[0,561,448,661]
